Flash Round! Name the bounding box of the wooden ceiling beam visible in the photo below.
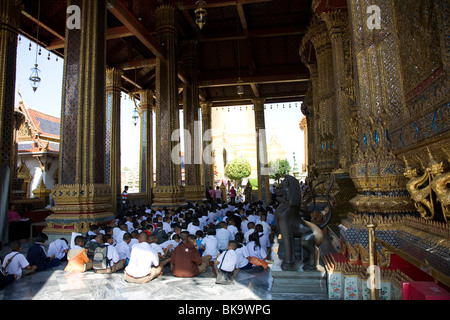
[117,58,156,70]
[200,26,305,42]
[106,0,166,61]
[209,92,305,106]
[198,73,310,88]
[46,26,134,50]
[21,10,65,41]
[178,0,272,10]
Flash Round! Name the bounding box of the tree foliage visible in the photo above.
[224,158,252,181]
[269,159,291,183]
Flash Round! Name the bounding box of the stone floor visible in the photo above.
[0,234,337,301]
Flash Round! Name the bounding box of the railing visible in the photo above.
[367,216,450,300]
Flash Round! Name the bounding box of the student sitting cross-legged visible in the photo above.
[65,235,93,273]
[27,233,60,272]
[2,240,37,281]
[214,240,239,284]
[124,232,162,284]
[170,234,212,278]
[94,234,126,274]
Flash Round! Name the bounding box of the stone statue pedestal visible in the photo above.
[271,258,327,296]
[270,236,328,298]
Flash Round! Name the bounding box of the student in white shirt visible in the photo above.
[47,238,69,261]
[244,222,256,244]
[226,218,238,240]
[215,221,232,252]
[160,234,181,252]
[162,217,173,234]
[116,223,128,244]
[234,233,252,270]
[257,212,271,237]
[240,216,249,234]
[255,224,271,258]
[201,228,219,260]
[246,232,267,260]
[125,216,134,233]
[187,219,201,235]
[115,232,131,262]
[124,232,162,284]
[95,234,126,274]
[149,235,171,267]
[128,230,139,250]
[214,241,239,284]
[2,241,36,280]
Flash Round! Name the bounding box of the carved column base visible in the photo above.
[152,185,187,208]
[184,185,205,202]
[349,157,415,215]
[43,184,115,240]
[330,169,358,224]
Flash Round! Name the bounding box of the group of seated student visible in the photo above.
[1,199,278,288]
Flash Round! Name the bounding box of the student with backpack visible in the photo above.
[93,234,125,274]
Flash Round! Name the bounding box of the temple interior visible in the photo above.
[0,0,449,300]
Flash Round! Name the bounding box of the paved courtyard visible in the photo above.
[0,235,336,301]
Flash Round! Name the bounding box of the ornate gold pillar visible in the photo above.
[139,89,154,205]
[347,0,414,217]
[105,67,123,215]
[182,40,204,201]
[45,0,114,239]
[201,101,214,190]
[253,98,271,204]
[0,0,22,206]
[153,5,185,207]
[309,19,338,175]
[320,9,359,223]
[321,10,358,171]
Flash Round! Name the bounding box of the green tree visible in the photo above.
[269,159,291,183]
[224,158,252,183]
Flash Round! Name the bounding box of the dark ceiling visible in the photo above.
[18,0,314,107]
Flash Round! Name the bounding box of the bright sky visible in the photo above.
[14,35,306,173]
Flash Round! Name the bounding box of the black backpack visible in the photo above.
[155,228,168,244]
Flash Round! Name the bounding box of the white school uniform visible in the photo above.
[125,242,159,278]
[162,222,172,234]
[104,243,120,265]
[244,228,255,244]
[235,246,250,268]
[150,243,164,256]
[245,241,267,260]
[116,230,127,243]
[160,239,179,251]
[128,238,139,250]
[257,221,271,237]
[201,235,219,259]
[227,225,238,240]
[115,241,131,260]
[216,249,238,273]
[125,221,134,233]
[215,228,232,251]
[187,223,201,235]
[240,220,249,234]
[2,252,30,279]
[48,239,69,260]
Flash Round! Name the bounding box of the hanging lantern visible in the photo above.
[132,108,139,126]
[236,77,244,96]
[195,1,207,30]
[29,64,41,92]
